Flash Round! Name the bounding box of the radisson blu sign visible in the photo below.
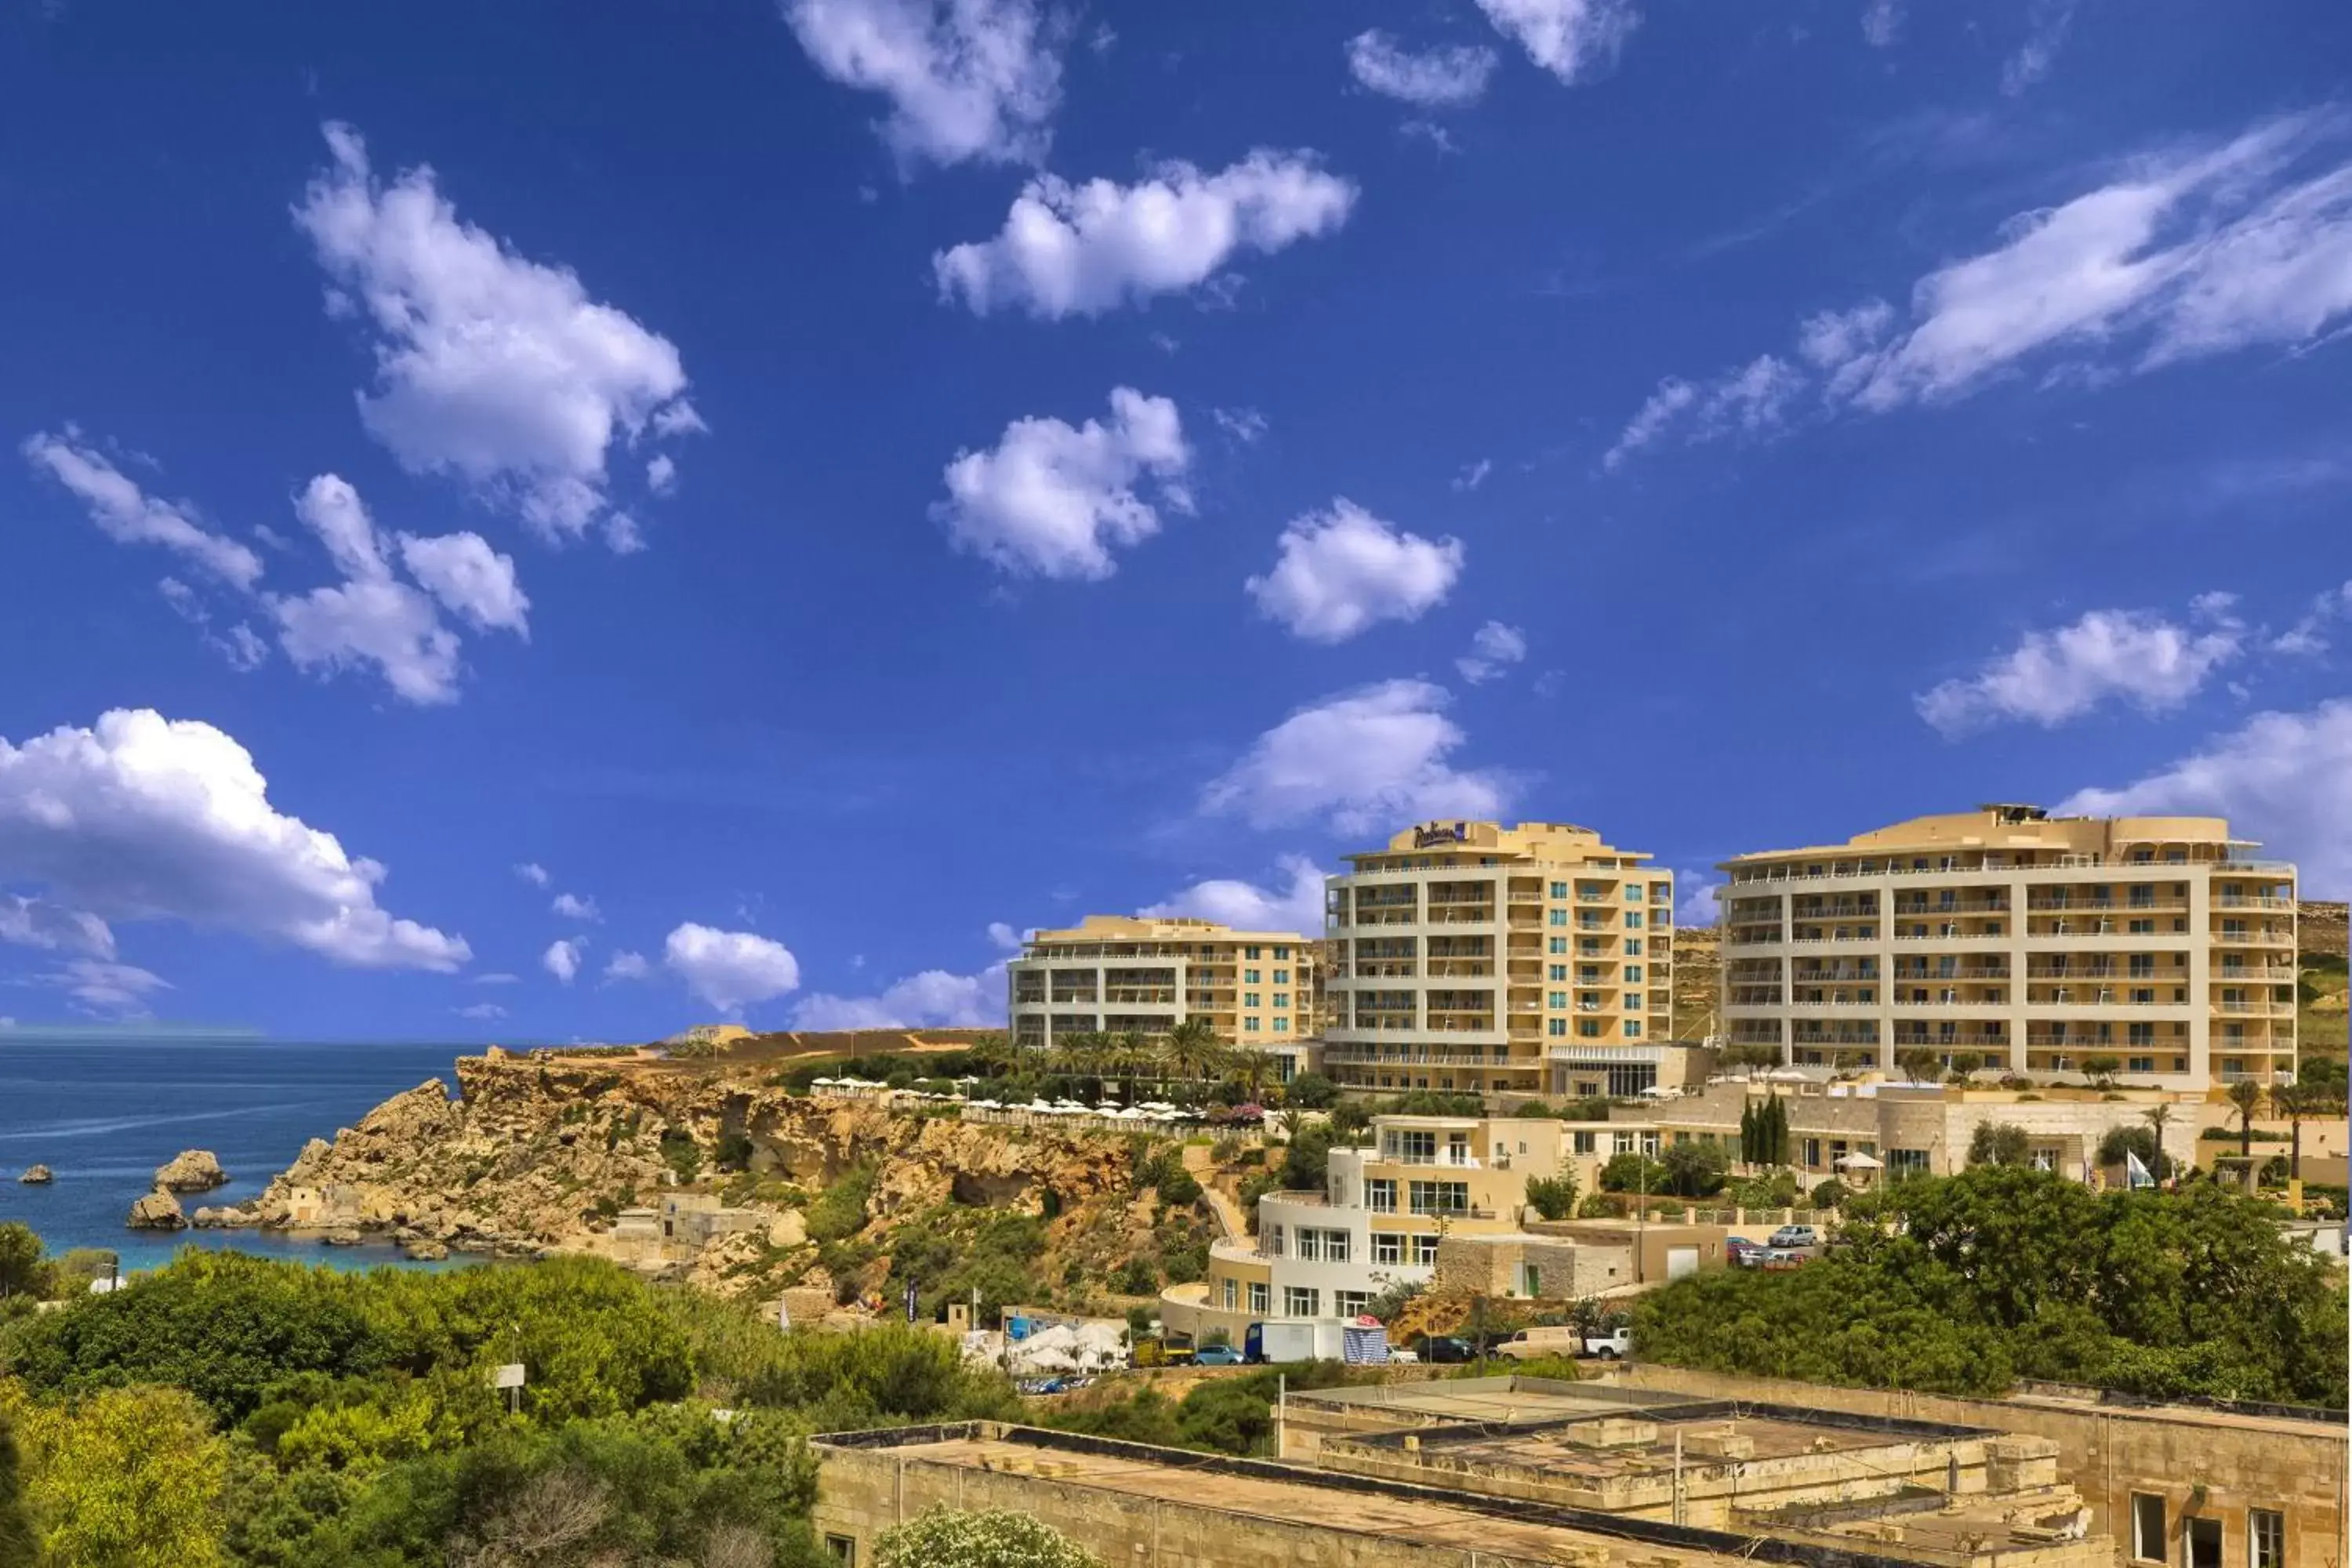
[1414,822,1469,848]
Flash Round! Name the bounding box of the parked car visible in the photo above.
[1759,1247,1809,1271]
[1494,1326,1583,1361]
[1386,1348,1421,1364]
[1411,1334,1479,1363]
[1191,1343,1244,1367]
[1726,1236,1767,1267]
[1582,1327,1634,1360]
[1767,1224,1822,1249]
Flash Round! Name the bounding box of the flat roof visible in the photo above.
[815,1421,2088,1568]
[1288,1375,1672,1425]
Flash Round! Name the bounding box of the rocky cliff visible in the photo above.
[221,1049,1229,1308]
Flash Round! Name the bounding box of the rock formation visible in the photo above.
[240,1049,1232,1301]
[154,1149,228,1192]
[127,1188,187,1230]
[17,1165,50,1185]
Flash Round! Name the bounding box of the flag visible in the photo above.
[2125,1149,2154,1190]
[777,1297,790,1331]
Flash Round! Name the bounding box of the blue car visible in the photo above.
[1191,1344,1243,1366]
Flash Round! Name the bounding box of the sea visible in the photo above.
[0,1033,480,1274]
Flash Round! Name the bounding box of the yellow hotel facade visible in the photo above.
[1320,821,1675,1101]
[1006,915,1319,1051]
[1719,804,2298,1088]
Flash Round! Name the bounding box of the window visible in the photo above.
[1624,964,1643,983]
[2128,1055,2154,1074]
[1274,1018,1290,1033]
[1549,936,1568,953]
[1245,945,1261,960]
[1548,964,1568,981]
[1411,1232,1439,1265]
[2131,1495,2165,1563]
[1548,909,1568,926]
[1548,1018,1567,1036]
[1578,1019,1602,1037]
[1243,1016,1260,1033]
[2251,1510,2285,1568]
[1802,1137,1822,1167]
[1374,1232,1403,1265]
[1244,968,1261,985]
[1408,1180,1468,1215]
[1293,1229,1321,1261]
[1268,1224,1284,1256]
[1323,1229,1352,1263]
[1623,993,1641,1011]
[1550,881,1568,898]
[1273,993,1289,1008]
[1652,880,1672,903]
[1367,1178,1397,1213]
[1388,1129,1437,1161]
[2129,918,2155,935]
[1548,991,1568,1009]
[1248,1282,1269,1314]
[1624,1020,1642,1038]
[826,1534,857,1566]
[1336,1290,1371,1316]
[1221,1278,1237,1310]
[1244,993,1260,1008]
[1626,911,1645,927]
[1573,1131,1596,1155]
[1284,1287,1319,1317]
[1274,945,1290,960]
[1625,938,1644,956]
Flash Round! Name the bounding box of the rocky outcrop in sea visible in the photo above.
[154,1149,228,1192]
[17,1165,50,1185]
[127,1189,187,1230]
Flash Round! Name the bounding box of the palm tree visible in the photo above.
[2226,1078,2264,1160]
[1162,1017,1230,1084]
[2270,1082,2313,1181]
[1226,1048,1273,1105]
[2140,1102,2174,1184]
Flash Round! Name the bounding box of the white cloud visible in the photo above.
[543,938,584,984]
[1452,459,1492,492]
[23,432,264,589]
[296,122,699,545]
[1606,112,2352,464]
[2270,581,2352,657]
[1345,31,1499,107]
[1861,0,1902,46]
[514,862,551,887]
[1456,620,1530,684]
[270,475,466,706]
[782,0,1064,169]
[935,388,1191,579]
[2061,699,2352,895]
[1916,604,2244,735]
[1601,377,1696,470]
[453,1002,506,1021]
[790,964,1006,1030]
[646,454,677,495]
[1475,0,1639,84]
[0,896,114,960]
[0,709,468,971]
[1143,855,1327,935]
[1201,679,1514,834]
[1212,406,1269,445]
[933,151,1357,318]
[1245,499,1465,644]
[158,579,270,673]
[986,920,1022,951]
[664,922,801,1014]
[474,971,521,985]
[22,959,171,1018]
[2000,0,2078,96]
[551,892,601,922]
[1676,873,1723,927]
[603,949,652,983]
[397,532,530,635]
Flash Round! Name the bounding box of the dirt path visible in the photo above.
[1182,1142,1249,1240]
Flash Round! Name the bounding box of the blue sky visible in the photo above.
[2,0,2348,1039]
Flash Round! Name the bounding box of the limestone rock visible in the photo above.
[154,1149,228,1192]
[767,1210,808,1248]
[18,1165,51,1185]
[192,1205,259,1228]
[322,1229,364,1246]
[127,1188,187,1230]
[401,1239,450,1261]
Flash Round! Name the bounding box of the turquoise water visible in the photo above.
[0,1034,475,1272]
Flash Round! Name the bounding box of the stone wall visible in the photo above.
[1433,1234,1628,1298]
[1606,1366,2347,1568]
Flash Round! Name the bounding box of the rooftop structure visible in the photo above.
[1324,821,1677,1101]
[809,1418,2112,1568]
[1006,913,1319,1053]
[1718,806,2297,1089]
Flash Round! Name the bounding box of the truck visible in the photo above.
[1493,1326,1584,1361]
[1244,1319,1388,1364]
[1583,1327,1634,1360]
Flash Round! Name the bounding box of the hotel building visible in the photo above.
[1719,805,2298,1088]
[1006,915,1319,1053]
[1322,822,1675,1100]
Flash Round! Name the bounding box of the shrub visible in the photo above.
[659,1128,703,1183]
[1809,1179,1849,1210]
[876,1506,1109,1566]
[1282,1073,1338,1109]
[1523,1174,1578,1221]
[804,1161,880,1244]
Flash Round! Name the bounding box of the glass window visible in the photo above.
[1408,1180,1470,1215]
[1274,1018,1289,1033]
[1548,909,1567,927]
[1243,1015,1260,1032]
[1550,881,1568,898]
[1272,968,1289,984]
[1626,911,1645,927]
[1572,1131,1596,1155]
[1245,946,1261,960]
[1624,993,1641,1011]
[1335,1290,1371,1317]
[1283,1287,1319,1317]
[1248,1283,1269,1315]
[1624,964,1643,983]
[826,1534,857,1566]
[1548,991,1567,1008]
[2251,1510,2284,1568]
[1324,1229,1351,1263]
[1412,1233,1439,1266]
[1373,1232,1402,1265]
[1293,1229,1320,1261]
[2132,1487,2167,1555]
[1244,969,1261,985]
[1624,1020,1642,1038]
[1548,1018,1566,1036]
[1244,993,1260,1008]
[1273,946,1290,959]
[1272,993,1289,1008]
[1548,964,1567,981]
[1548,937,1568,954]
[1367,1178,1397,1213]
[1267,1224,1284,1256]
[1222,1278,1237,1310]
[1625,938,1643,956]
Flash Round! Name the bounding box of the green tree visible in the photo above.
[2081,1054,2123,1090]
[1967,1122,2031,1167]
[1281,1072,1338,1109]
[0,1414,34,1568]
[2270,1082,2316,1180]
[1660,1140,1728,1198]
[1523,1173,1578,1221]
[1895,1047,1943,1085]
[876,1508,1105,1568]
[2098,1125,2169,1182]
[0,1226,45,1301]
[1278,1123,1334,1190]
[2227,1079,2265,1160]
[1598,1152,1667,1196]
[1160,1018,1229,1085]
[9,1384,228,1568]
